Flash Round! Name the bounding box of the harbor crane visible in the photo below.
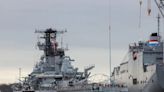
[146,0,164,18]
[154,0,164,18]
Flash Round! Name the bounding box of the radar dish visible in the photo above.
[88,74,110,84]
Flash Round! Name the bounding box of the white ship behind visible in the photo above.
[111,32,164,92]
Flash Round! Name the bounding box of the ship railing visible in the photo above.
[56,83,128,92]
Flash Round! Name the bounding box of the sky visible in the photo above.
[0,0,163,84]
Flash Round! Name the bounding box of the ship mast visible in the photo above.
[19,68,21,83]
[109,0,112,81]
[153,0,164,63]
[157,14,160,40]
[35,28,67,56]
[109,25,112,80]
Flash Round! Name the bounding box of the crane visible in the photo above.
[147,0,152,15]
[154,0,164,18]
[146,0,163,38]
[147,0,164,18]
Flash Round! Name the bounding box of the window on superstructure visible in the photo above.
[132,51,138,61]
[133,78,137,85]
[143,52,163,65]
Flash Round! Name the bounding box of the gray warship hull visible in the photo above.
[14,83,128,92]
[14,87,128,92]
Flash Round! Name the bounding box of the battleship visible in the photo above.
[12,28,128,92]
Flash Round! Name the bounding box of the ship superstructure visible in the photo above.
[13,28,95,91]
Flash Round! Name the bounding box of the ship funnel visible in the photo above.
[150,33,158,41]
[148,33,160,46]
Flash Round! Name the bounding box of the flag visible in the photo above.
[148,40,159,46]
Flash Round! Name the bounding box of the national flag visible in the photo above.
[148,40,159,46]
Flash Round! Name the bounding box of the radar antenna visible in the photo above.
[35,28,67,56]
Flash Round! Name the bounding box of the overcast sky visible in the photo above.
[0,0,163,84]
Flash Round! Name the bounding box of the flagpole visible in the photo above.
[108,0,112,82]
[109,25,112,81]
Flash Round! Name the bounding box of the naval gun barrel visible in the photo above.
[84,65,95,77]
